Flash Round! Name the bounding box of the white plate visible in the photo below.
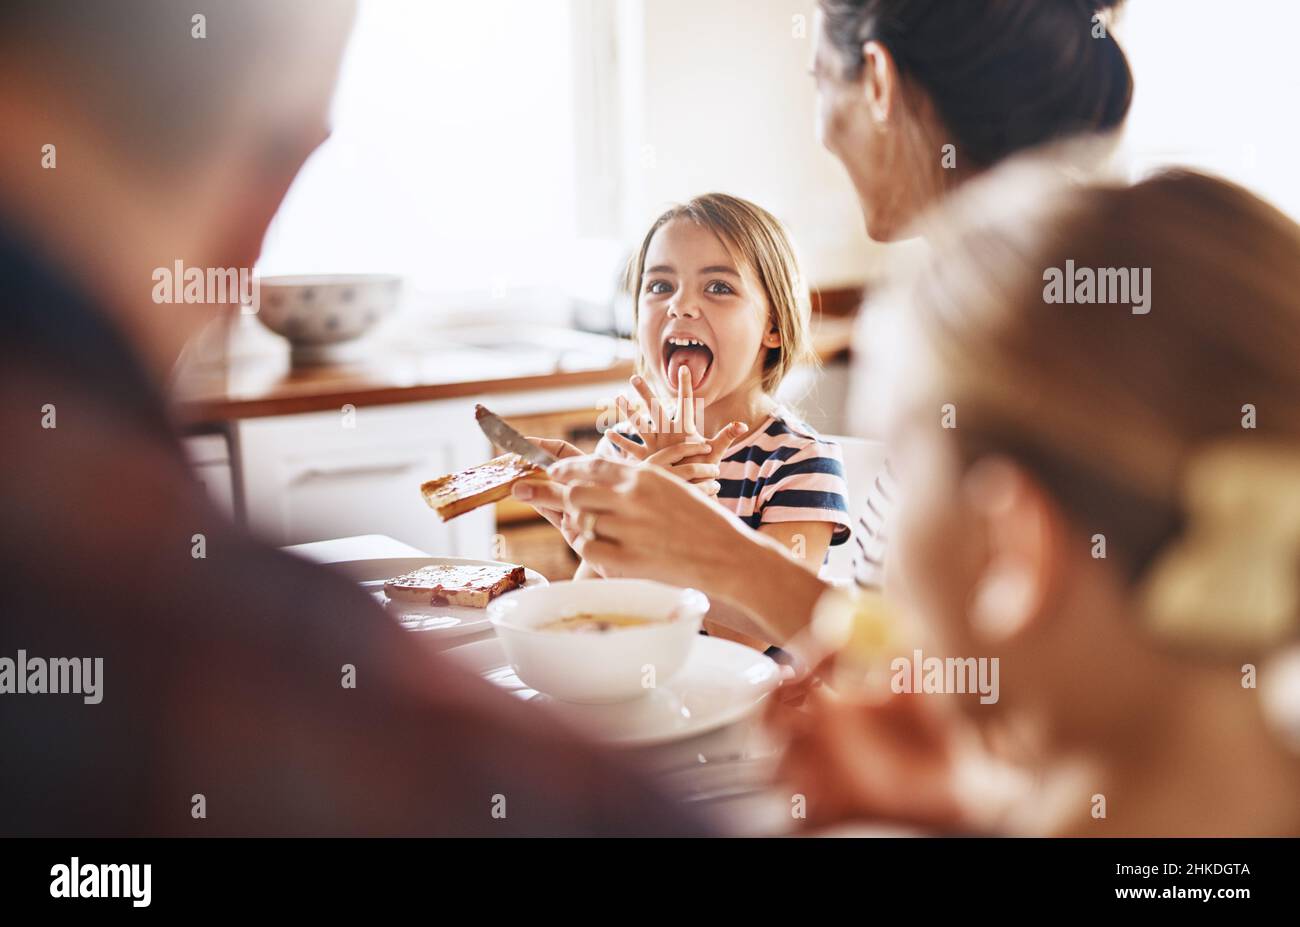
[328,556,548,640]
[445,635,781,747]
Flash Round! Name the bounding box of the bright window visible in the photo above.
[256,0,578,299]
[1119,0,1300,219]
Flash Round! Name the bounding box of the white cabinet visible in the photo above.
[234,399,495,558]
[184,432,237,520]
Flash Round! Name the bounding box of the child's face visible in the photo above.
[636,217,774,408]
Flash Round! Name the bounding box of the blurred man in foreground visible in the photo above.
[0,0,698,836]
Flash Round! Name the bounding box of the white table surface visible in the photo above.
[284,533,430,564]
[283,534,794,834]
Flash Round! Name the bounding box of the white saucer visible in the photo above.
[328,556,547,640]
[446,635,781,747]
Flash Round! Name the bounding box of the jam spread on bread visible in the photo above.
[420,452,545,521]
[382,563,527,609]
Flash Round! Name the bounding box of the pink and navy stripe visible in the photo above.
[597,412,853,545]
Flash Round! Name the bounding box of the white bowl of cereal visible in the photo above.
[487,579,707,704]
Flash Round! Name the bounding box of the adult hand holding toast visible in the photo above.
[511,433,719,554]
[512,436,585,550]
[539,456,751,586]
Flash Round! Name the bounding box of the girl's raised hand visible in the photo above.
[606,372,746,496]
[619,370,699,452]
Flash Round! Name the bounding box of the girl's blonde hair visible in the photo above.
[894,160,1300,651]
[625,193,814,395]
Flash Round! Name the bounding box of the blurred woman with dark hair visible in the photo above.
[814,0,1132,240]
[813,0,1133,588]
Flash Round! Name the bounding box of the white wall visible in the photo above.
[1117,0,1300,219]
[615,0,878,288]
[617,0,1300,285]
[258,0,578,300]
[253,0,1300,313]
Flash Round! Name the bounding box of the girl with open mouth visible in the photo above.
[588,193,855,648]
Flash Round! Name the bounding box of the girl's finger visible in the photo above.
[616,394,651,435]
[606,429,650,460]
[706,421,746,455]
[644,442,713,467]
[708,420,747,445]
[670,463,721,482]
[699,480,721,497]
[630,375,662,432]
[705,421,747,463]
[677,365,696,435]
[629,374,657,407]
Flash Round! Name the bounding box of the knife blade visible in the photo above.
[474,404,558,468]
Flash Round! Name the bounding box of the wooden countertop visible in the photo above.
[174,314,856,425]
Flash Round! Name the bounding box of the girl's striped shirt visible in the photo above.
[596,411,853,546]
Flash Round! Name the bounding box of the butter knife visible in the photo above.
[474,404,558,468]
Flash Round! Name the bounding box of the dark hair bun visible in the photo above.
[821,0,1134,166]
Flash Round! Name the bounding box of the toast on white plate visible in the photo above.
[382,562,527,609]
[420,452,546,522]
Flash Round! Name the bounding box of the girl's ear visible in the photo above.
[762,313,782,348]
[961,457,1063,643]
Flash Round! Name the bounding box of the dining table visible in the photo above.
[285,534,798,835]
